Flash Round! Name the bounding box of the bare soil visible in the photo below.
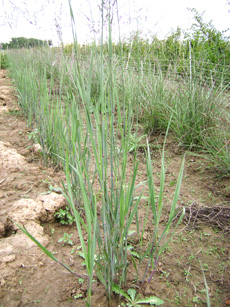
[0,69,229,307]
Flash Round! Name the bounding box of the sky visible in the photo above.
[0,0,230,45]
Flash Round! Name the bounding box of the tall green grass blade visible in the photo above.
[199,260,211,307]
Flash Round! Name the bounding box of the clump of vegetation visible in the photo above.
[54,207,75,225]
[0,52,8,69]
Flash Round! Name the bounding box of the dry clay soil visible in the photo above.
[0,69,230,307]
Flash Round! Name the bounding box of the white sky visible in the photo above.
[0,0,229,45]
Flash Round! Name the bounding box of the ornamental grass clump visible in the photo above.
[59,3,143,303]
[142,133,185,284]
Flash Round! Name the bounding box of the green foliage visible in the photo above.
[58,233,74,245]
[0,52,8,69]
[54,207,75,225]
[108,9,230,87]
[1,37,51,50]
[63,43,74,54]
[164,27,183,61]
[187,8,230,86]
[27,128,39,143]
[112,285,164,306]
[128,133,147,153]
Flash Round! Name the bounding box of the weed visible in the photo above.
[45,286,49,293]
[32,300,41,304]
[202,263,209,271]
[183,270,191,278]
[58,233,73,245]
[169,180,176,186]
[192,296,200,303]
[160,271,170,278]
[188,254,195,260]
[218,262,226,274]
[206,246,219,256]
[112,285,164,306]
[128,133,147,153]
[27,129,39,143]
[174,292,182,304]
[54,207,74,225]
[74,294,83,299]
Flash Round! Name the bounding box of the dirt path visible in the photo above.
[0,69,229,307]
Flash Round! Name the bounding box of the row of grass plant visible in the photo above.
[8,46,230,162]
[5,5,229,304]
[119,51,230,173]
